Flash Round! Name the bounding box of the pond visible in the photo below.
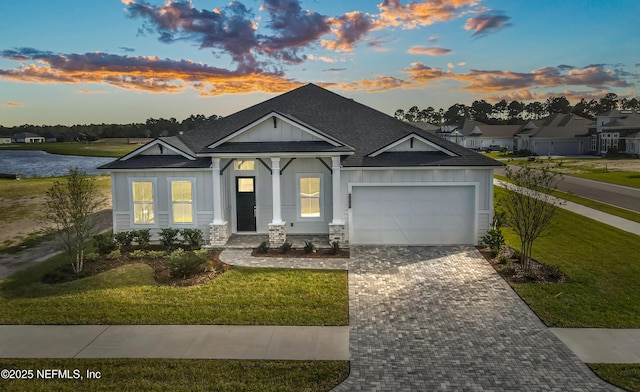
[0,150,115,178]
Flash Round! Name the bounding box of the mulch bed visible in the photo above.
[250,248,350,258]
[479,246,567,284]
[41,249,230,287]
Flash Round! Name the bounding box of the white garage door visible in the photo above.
[350,185,475,245]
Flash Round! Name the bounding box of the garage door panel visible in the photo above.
[351,186,475,245]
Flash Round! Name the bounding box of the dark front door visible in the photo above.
[236,177,256,232]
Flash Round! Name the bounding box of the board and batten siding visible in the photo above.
[340,167,494,244]
[228,117,323,143]
[111,170,214,242]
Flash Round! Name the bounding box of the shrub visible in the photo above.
[85,252,100,262]
[114,231,134,251]
[93,233,116,255]
[133,229,151,249]
[146,250,165,259]
[330,241,340,255]
[159,228,181,249]
[106,249,121,260]
[194,248,210,261]
[280,241,293,253]
[257,241,270,254]
[167,248,204,279]
[130,249,147,259]
[303,241,315,254]
[482,228,505,252]
[181,228,204,249]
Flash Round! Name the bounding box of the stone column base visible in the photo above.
[329,223,346,244]
[268,222,287,247]
[210,221,230,246]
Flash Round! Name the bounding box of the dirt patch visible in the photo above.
[41,249,230,287]
[525,158,640,175]
[251,248,350,258]
[479,246,567,284]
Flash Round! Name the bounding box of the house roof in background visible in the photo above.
[516,113,591,138]
[453,119,520,138]
[600,110,640,130]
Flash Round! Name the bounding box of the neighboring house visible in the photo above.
[515,113,591,156]
[437,119,519,151]
[587,110,640,156]
[100,84,502,247]
[12,132,45,143]
[0,137,11,144]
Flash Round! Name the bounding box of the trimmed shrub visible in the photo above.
[133,229,151,249]
[482,228,505,252]
[146,250,165,260]
[114,231,134,251]
[106,249,121,260]
[85,252,100,262]
[130,249,147,259]
[159,228,181,249]
[181,228,204,249]
[93,233,116,255]
[194,248,210,261]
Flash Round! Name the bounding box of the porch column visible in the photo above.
[209,157,229,246]
[271,157,283,224]
[268,157,286,246]
[329,155,346,244]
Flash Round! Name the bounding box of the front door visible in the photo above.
[236,177,256,231]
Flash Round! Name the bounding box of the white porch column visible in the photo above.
[271,157,282,224]
[331,156,343,224]
[212,158,224,224]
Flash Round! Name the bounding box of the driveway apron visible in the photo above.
[332,246,621,392]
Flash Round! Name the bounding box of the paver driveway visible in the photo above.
[332,246,620,392]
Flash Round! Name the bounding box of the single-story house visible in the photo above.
[12,132,45,143]
[587,110,640,156]
[514,113,591,156]
[0,137,11,144]
[100,84,502,247]
[437,119,520,151]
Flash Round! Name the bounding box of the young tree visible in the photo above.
[42,168,105,273]
[499,165,564,271]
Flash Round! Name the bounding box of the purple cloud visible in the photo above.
[464,11,512,37]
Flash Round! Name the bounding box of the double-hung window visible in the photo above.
[299,175,322,219]
[171,180,194,224]
[132,180,155,224]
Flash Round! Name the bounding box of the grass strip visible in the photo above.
[589,364,640,392]
[0,358,349,392]
[495,187,640,328]
[0,252,348,325]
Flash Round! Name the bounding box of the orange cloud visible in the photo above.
[337,75,410,92]
[376,0,479,30]
[407,46,452,56]
[3,101,24,108]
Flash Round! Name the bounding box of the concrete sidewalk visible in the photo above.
[494,178,640,236]
[0,325,349,360]
[552,329,640,363]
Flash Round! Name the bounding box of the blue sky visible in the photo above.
[0,0,638,126]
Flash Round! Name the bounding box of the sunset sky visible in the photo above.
[1,0,638,126]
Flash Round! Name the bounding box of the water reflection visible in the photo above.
[0,150,115,178]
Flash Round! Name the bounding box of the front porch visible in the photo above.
[222,234,348,249]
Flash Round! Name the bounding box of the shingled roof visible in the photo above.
[105,83,501,169]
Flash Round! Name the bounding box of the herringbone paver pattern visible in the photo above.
[332,246,621,392]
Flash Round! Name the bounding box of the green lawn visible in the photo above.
[0,252,349,325]
[0,359,349,392]
[3,142,137,157]
[589,364,640,392]
[570,171,640,188]
[495,187,640,328]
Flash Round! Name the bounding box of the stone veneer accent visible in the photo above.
[268,223,287,246]
[329,223,346,245]
[210,221,230,246]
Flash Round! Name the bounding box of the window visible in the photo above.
[299,176,321,218]
[171,180,193,224]
[132,181,155,224]
[234,160,255,171]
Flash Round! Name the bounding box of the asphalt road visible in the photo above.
[495,167,640,213]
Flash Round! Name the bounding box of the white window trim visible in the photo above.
[296,173,324,221]
[168,177,197,226]
[129,178,158,228]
